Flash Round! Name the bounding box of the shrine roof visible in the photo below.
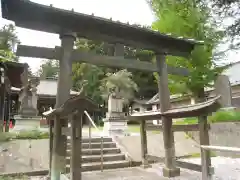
[129,96,221,120]
[43,94,101,118]
[36,79,78,96]
[2,0,203,57]
[0,61,26,88]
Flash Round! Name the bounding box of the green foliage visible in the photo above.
[0,24,19,62]
[175,110,240,125]
[0,132,14,142]
[207,0,240,49]
[208,110,240,123]
[0,175,28,180]
[72,38,157,105]
[14,130,49,139]
[37,59,59,79]
[100,69,138,102]
[149,0,225,96]
[0,130,49,142]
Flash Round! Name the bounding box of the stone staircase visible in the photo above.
[66,137,130,172]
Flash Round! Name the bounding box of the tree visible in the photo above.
[149,0,225,101]
[37,59,59,79]
[209,0,240,49]
[0,24,19,62]
[73,38,157,103]
[100,69,138,103]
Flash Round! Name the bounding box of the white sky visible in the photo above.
[0,0,239,73]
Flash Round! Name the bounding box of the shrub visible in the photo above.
[0,132,14,142]
[14,130,49,139]
[0,175,28,180]
[0,130,49,142]
[208,110,238,123]
[176,110,240,125]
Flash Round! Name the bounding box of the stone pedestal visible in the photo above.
[103,94,128,136]
[103,112,128,136]
[13,115,41,131]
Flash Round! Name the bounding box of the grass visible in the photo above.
[174,110,240,125]
[86,125,160,134]
[0,175,28,180]
[0,130,49,142]
[186,151,217,158]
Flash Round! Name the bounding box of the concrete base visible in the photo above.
[103,119,128,136]
[13,115,41,131]
[141,163,152,169]
[162,167,180,178]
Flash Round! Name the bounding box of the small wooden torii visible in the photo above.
[2,0,204,179]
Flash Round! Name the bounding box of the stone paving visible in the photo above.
[31,157,240,180]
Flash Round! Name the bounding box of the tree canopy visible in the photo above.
[149,0,225,98]
[0,24,19,62]
[37,59,59,79]
[209,0,240,49]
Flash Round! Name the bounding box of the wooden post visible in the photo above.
[49,118,53,177]
[70,113,81,180]
[0,85,5,132]
[4,93,10,132]
[74,113,83,180]
[51,115,62,180]
[114,43,124,57]
[199,115,212,179]
[51,32,76,180]
[197,88,212,179]
[140,120,151,168]
[156,54,180,177]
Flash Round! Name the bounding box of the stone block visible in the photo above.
[162,167,180,177]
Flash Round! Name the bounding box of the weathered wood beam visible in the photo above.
[201,145,240,153]
[51,33,75,180]
[49,118,53,177]
[16,45,189,76]
[146,154,214,173]
[199,114,211,180]
[156,54,180,177]
[70,114,81,180]
[146,124,210,132]
[16,45,57,59]
[140,120,151,168]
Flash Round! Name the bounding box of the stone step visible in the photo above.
[67,147,121,156]
[66,154,126,163]
[66,160,130,172]
[67,137,113,144]
[67,142,117,149]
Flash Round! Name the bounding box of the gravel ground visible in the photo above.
[30,157,240,180]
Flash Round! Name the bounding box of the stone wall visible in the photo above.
[189,122,240,157]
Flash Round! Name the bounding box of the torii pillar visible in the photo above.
[156,54,180,177]
[51,32,76,180]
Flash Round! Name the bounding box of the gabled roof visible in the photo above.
[43,93,101,118]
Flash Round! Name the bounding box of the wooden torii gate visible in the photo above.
[2,0,203,179]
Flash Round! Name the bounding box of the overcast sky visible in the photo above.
[0,0,239,73]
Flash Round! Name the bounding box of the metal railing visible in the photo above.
[84,110,104,172]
